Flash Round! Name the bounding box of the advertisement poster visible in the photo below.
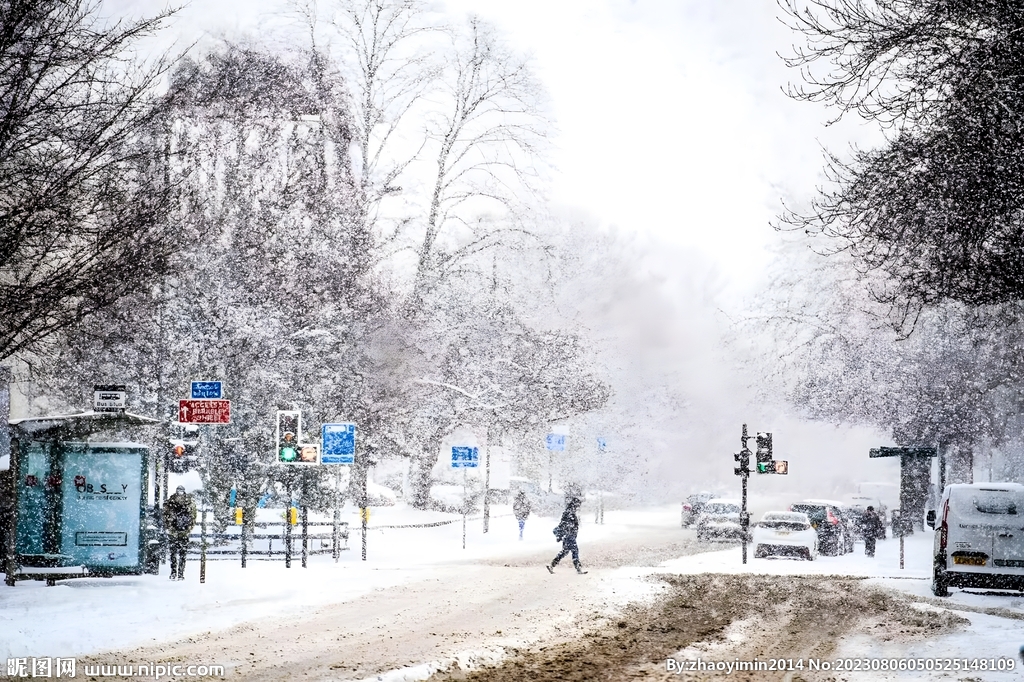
[60,444,146,569]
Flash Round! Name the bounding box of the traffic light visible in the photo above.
[774,460,788,475]
[755,432,773,473]
[733,449,750,476]
[277,410,301,463]
[167,438,198,473]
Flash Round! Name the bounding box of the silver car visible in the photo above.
[695,499,744,541]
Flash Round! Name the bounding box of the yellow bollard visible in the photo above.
[289,507,298,525]
[234,507,243,525]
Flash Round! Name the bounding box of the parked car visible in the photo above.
[695,499,745,541]
[929,483,1024,596]
[790,500,851,556]
[752,511,818,560]
[681,491,718,527]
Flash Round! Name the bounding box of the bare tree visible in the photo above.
[411,17,547,298]
[779,0,1024,332]
[0,0,180,360]
[294,2,548,297]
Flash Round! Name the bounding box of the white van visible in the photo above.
[928,483,1024,596]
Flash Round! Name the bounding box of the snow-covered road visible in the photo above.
[4,505,1024,681]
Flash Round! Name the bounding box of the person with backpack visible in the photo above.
[860,506,883,557]
[163,486,196,580]
[547,497,587,574]
[513,490,531,540]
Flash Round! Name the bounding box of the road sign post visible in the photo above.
[321,423,356,464]
[178,399,231,424]
[452,447,479,549]
[190,381,223,399]
[93,384,127,412]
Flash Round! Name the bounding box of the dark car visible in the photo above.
[790,500,851,556]
[681,492,717,527]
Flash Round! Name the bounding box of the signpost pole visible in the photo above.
[333,469,340,563]
[463,466,467,550]
[240,509,248,569]
[900,535,905,570]
[285,488,293,569]
[301,505,308,569]
[483,428,492,534]
[200,502,207,584]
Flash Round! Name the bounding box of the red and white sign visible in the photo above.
[178,399,231,424]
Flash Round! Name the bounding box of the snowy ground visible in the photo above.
[0,503,656,661]
[4,505,1024,680]
[654,529,1024,681]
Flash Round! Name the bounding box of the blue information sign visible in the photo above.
[191,381,223,399]
[322,423,356,464]
[546,434,566,451]
[451,446,479,468]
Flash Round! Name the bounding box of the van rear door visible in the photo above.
[973,489,1024,569]
[948,489,996,568]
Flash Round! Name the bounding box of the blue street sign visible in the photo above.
[321,423,356,464]
[451,446,479,468]
[191,381,223,399]
[546,434,566,451]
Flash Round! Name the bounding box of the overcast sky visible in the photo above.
[115,0,883,294]
[94,0,903,492]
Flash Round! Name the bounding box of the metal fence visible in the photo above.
[185,520,349,570]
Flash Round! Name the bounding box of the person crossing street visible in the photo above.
[547,497,587,575]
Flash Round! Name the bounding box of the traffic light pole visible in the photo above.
[733,424,752,565]
[741,424,750,565]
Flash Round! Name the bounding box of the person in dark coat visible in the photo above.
[163,486,196,580]
[547,497,586,574]
[513,490,531,540]
[861,506,883,557]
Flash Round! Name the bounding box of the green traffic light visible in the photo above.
[756,462,770,473]
[280,446,298,462]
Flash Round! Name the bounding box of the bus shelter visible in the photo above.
[3,412,160,586]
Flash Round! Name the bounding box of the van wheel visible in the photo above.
[932,562,950,597]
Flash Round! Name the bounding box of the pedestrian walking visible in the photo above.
[547,497,587,574]
[163,485,196,580]
[861,506,882,557]
[513,490,531,540]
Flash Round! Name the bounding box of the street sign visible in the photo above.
[869,446,937,458]
[93,385,127,411]
[190,381,223,399]
[178,399,231,424]
[546,434,565,451]
[321,423,356,464]
[452,446,479,468]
